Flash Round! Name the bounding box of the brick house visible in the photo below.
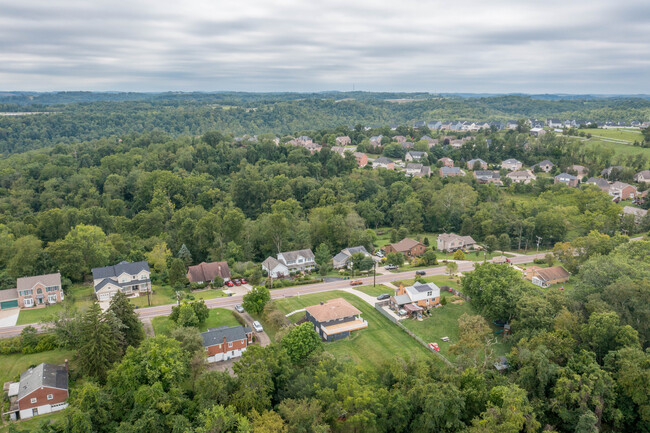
[440,166,464,177]
[555,173,579,187]
[501,159,523,171]
[8,363,69,420]
[384,238,426,258]
[335,136,351,146]
[608,181,637,200]
[467,158,488,170]
[305,298,368,342]
[0,273,64,310]
[534,160,555,173]
[201,325,253,363]
[438,157,454,167]
[353,152,368,167]
[187,261,231,284]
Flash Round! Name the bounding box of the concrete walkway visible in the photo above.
[141,317,155,337]
[285,308,306,318]
[341,288,403,321]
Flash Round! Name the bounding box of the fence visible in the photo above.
[374,303,454,367]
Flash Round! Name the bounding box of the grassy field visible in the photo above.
[17,285,95,325]
[130,285,226,308]
[352,284,393,297]
[392,274,462,290]
[581,128,644,142]
[268,291,435,369]
[0,409,67,433]
[151,307,240,336]
[575,128,650,158]
[0,349,76,385]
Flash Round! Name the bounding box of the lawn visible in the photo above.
[0,409,67,433]
[441,251,514,262]
[17,285,95,325]
[269,291,435,369]
[373,227,437,249]
[393,274,462,290]
[151,307,240,336]
[0,349,76,385]
[581,128,644,142]
[352,284,394,297]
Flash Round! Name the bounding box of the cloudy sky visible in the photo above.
[1,0,649,93]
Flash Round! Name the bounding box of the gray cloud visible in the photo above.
[0,0,648,93]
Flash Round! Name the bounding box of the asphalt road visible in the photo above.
[0,253,547,338]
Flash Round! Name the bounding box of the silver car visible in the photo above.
[252,321,264,332]
[235,304,245,313]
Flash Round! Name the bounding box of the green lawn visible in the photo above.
[0,409,67,433]
[393,274,462,290]
[187,289,228,301]
[129,285,178,308]
[269,291,435,369]
[352,284,393,297]
[581,128,644,142]
[0,349,76,385]
[151,307,240,336]
[17,285,95,325]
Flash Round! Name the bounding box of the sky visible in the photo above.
[1,0,649,93]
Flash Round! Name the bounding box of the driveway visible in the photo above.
[0,309,19,327]
[237,310,271,347]
[341,288,403,321]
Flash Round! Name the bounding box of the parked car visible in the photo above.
[384,264,398,270]
[225,280,234,287]
[428,342,440,352]
[415,270,426,276]
[398,309,407,316]
[376,293,390,300]
[240,278,248,284]
[233,279,241,286]
[235,304,245,313]
[350,280,363,286]
[375,250,385,258]
[252,321,264,332]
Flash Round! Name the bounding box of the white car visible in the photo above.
[252,321,264,332]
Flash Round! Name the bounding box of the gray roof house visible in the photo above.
[276,249,316,273]
[585,177,610,192]
[332,246,371,269]
[555,173,579,187]
[440,166,464,178]
[91,261,151,301]
[405,151,426,162]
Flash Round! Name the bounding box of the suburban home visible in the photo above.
[547,119,563,128]
[440,166,464,178]
[405,150,426,162]
[506,120,519,130]
[534,160,555,173]
[91,261,151,301]
[420,135,438,147]
[438,157,454,167]
[501,159,523,171]
[262,257,289,279]
[401,142,415,150]
[467,158,488,170]
[608,181,637,200]
[201,325,253,363]
[622,206,648,223]
[428,121,442,130]
[0,273,64,310]
[369,135,383,146]
[414,121,426,128]
[601,166,623,178]
[392,135,407,143]
[372,156,395,170]
[507,170,537,184]
[585,177,610,192]
[530,127,546,137]
[384,238,427,258]
[186,261,231,284]
[525,266,570,288]
[6,363,68,420]
[406,163,431,177]
[449,139,465,148]
[353,152,369,167]
[335,136,351,146]
[474,170,502,184]
[436,233,476,252]
[295,136,313,146]
[569,165,589,178]
[391,282,441,314]
[634,170,650,183]
[332,246,371,269]
[276,249,316,273]
[330,146,347,156]
[555,173,580,187]
[305,298,368,342]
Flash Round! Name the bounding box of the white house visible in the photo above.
[262,257,290,279]
[91,261,151,301]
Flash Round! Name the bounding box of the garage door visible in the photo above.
[1,300,19,309]
[98,293,110,301]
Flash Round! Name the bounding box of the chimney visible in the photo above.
[64,359,69,372]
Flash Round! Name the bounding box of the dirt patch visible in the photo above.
[452,300,464,305]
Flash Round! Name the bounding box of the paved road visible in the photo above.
[0,254,547,338]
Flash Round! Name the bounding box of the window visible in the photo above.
[47,394,53,400]
[48,295,58,303]
[31,398,37,403]
[24,298,34,307]
[228,342,232,347]
[46,286,59,292]
[427,291,432,296]
[37,288,43,294]
[19,289,33,296]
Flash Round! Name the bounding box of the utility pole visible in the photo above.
[373,261,377,287]
[536,236,542,252]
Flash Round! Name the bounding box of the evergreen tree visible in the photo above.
[78,303,123,383]
[108,291,145,350]
[177,244,193,265]
[169,258,188,287]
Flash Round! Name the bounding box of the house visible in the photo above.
[262,257,289,279]
[414,121,426,128]
[330,146,346,156]
[438,157,454,167]
[295,136,313,146]
[428,121,442,130]
[634,170,650,183]
[440,166,464,178]
[0,273,64,310]
[449,139,465,148]
[372,156,395,170]
[391,282,441,313]
[201,325,253,362]
[187,261,231,284]
[609,181,637,200]
[405,151,426,162]
[534,160,555,172]
[530,127,546,137]
[369,135,383,146]
[276,249,316,273]
[506,120,519,130]
[569,165,589,178]
[335,136,351,146]
[332,246,371,269]
[474,170,502,184]
[601,166,623,178]
[622,206,648,223]
[401,142,414,150]
[384,238,426,258]
[353,152,368,167]
[555,173,580,187]
[91,261,151,301]
[392,135,407,143]
[501,159,523,171]
[585,177,610,192]
[507,170,537,184]
[436,233,476,252]
[525,266,570,288]
[406,163,431,177]
[305,298,368,342]
[547,119,563,128]
[467,158,488,170]
[7,363,68,420]
[420,135,438,147]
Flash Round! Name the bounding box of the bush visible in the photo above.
[242,287,271,314]
[453,250,466,260]
[440,296,448,306]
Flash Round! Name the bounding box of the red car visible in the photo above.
[350,280,363,286]
[428,342,440,352]
[225,280,234,287]
[240,278,248,284]
[233,279,242,286]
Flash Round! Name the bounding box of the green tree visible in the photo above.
[177,243,192,266]
[314,243,332,275]
[251,410,287,433]
[168,258,188,287]
[386,252,404,266]
[453,249,465,260]
[78,303,123,382]
[281,322,323,364]
[145,241,172,273]
[498,233,510,253]
[196,404,251,433]
[176,303,199,327]
[469,384,539,433]
[484,235,498,253]
[47,224,112,281]
[243,287,271,314]
[446,261,458,277]
[108,291,145,350]
[7,235,42,279]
